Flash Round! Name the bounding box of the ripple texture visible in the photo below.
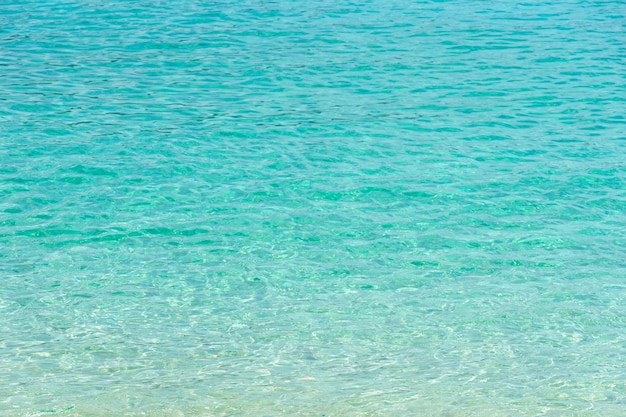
[1,0,626,416]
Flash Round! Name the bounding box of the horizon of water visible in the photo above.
[1,0,626,416]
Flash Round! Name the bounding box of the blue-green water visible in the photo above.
[1,0,626,415]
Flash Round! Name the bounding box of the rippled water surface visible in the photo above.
[1,0,626,416]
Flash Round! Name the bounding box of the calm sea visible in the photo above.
[1,0,625,415]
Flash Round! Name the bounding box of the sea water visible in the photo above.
[1,0,625,415]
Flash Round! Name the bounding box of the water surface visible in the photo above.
[1,0,626,415]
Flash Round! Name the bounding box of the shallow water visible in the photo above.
[1,0,626,415]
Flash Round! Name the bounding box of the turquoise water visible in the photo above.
[1,0,626,415]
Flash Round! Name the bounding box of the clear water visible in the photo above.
[1,0,625,416]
